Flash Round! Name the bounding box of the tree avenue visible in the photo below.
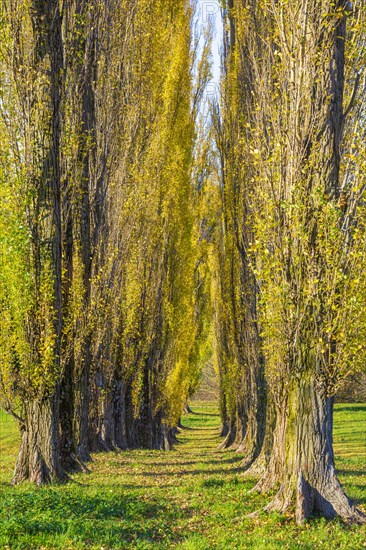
[0,0,365,527]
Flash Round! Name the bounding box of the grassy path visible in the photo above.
[0,402,365,549]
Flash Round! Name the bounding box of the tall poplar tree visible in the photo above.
[0,0,64,483]
[218,0,366,522]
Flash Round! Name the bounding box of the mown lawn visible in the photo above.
[0,402,365,549]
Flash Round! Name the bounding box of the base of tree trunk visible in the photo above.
[217,418,237,449]
[12,397,66,485]
[183,403,193,414]
[265,468,365,524]
[243,453,267,483]
[219,422,229,438]
[253,379,365,524]
[61,452,85,474]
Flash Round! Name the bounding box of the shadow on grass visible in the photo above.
[136,455,243,468]
[189,411,219,417]
[337,469,366,478]
[0,490,191,546]
[335,405,366,413]
[135,466,243,477]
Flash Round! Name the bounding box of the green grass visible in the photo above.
[0,403,365,549]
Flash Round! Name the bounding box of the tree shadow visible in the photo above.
[335,405,366,413]
[141,455,243,468]
[0,490,191,546]
[135,466,243,477]
[189,411,219,417]
[337,469,366,478]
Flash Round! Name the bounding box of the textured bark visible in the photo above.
[228,407,246,451]
[237,391,266,470]
[236,352,266,469]
[219,392,230,437]
[60,192,80,472]
[264,377,365,524]
[13,0,65,483]
[13,397,64,485]
[113,379,128,450]
[59,361,81,472]
[93,378,128,452]
[71,0,97,463]
[248,399,285,492]
[74,365,91,461]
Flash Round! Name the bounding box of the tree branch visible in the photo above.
[343,72,361,120]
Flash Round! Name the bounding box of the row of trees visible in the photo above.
[0,0,210,484]
[213,0,366,523]
[1,0,365,527]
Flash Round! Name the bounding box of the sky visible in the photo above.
[200,0,223,84]
[198,0,223,117]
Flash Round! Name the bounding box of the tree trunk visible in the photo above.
[60,184,80,472]
[237,360,267,469]
[228,406,246,451]
[70,0,97,463]
[74,365,92,460]
[13,0,66,484]
[218,414,237,450]
[264,376,365,524]
[248,397,285,491]
[114,379,128,450]
[13,395,64,485]
[59,357,81,472]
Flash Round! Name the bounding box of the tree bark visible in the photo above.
[69,0,97,463]
[13,395,64,485]
[237,358,267,469]
[218,413,237,450]
[113,378,128,450]
[13,0,65,483]
[264,376,364,524]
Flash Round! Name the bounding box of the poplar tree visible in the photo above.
[0,0,64,483]
[218,0,366,523]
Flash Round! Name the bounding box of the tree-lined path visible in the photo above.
[0,403,365,548]
[1,3,366,544]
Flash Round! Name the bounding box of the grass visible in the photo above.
[0,402,365,549]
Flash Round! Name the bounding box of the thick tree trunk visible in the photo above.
[13,395,64,485]
[70,0,97,463]
[248,398,285,491]
[13,0,66,484]
[59,358,81,472]
[264,376,364,524]
[97,377,129,452]
[237,397,266,470]
[99,391,116,451]
[60,190,80,472]
[219,391,230,437]
[228,407,246,450]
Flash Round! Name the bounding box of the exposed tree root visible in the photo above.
[264,470,365,525]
